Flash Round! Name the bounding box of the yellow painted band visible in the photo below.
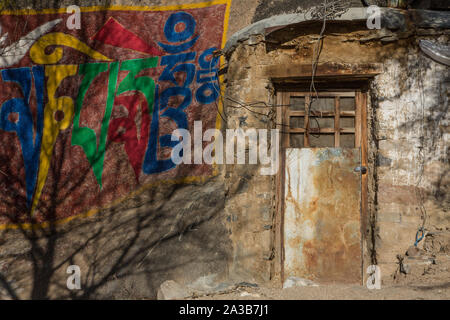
[0,0,229,15]
[0,174,213,231]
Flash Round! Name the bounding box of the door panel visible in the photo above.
[284,148,362,284]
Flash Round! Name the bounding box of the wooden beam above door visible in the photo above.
[265,62,383,80]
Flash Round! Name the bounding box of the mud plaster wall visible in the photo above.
[223,21,449,284]
[371,40,449,279]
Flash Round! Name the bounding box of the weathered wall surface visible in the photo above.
[251,0,364,23]
[0,3,227,225]
[222,38,276,283]
[372,43,449,278]
[0,0,448,299]
[223,8,449,284]
[9,0,262,41]
[1,179,229,298]
[0,1,235,299]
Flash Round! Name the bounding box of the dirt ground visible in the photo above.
[189,232,450,300]
[191,252,450,300]
[192,282,450,300]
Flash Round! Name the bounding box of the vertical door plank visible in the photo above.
[335,96,340,147]
[283,92,290,148]
[304,95,310,147]
[355,91,362,148]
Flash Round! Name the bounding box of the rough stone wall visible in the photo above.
[223,36,276,283]
[251,0,364,23]
[371,40,449,278]
[223,15,449,284]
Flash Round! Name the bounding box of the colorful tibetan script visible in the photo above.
[0,1,230,226]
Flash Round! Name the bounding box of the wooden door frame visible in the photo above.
[274,89,369,285]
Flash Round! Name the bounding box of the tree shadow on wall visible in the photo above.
[0,1,231,299]
[0,128,230,299]
[371,45,449,214]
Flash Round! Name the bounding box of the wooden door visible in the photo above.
[277,91,368,284]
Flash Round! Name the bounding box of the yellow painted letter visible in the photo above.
[31,65,78,215]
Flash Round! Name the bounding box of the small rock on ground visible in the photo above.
[157,280,190,300]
